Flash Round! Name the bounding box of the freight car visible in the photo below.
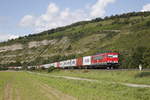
[40,52,119,69]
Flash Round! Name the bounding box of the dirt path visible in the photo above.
[28,71,150,88]
[14,89,21,100]
[39,83,77,100]
[121,83,150,88]
[53,75,150,88]
[52,75,99,82]
[3,83,13,100]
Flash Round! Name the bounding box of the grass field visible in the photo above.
[47,69,150,84]
[0,70,150,100]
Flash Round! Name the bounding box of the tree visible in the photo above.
[143,48,150,68]
[130,46,146,67]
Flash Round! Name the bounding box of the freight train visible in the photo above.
[39,52,119,69]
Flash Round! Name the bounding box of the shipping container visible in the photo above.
[83,56,92,66]
[63,60,71,67]
[59,61,65,68]
[49,63,55,67]
[63,60,67,67]
[50,62,59,68]
[76,57,83,67]
[42,64,51,68]
[56,62,60,68]
[70,59,77,66]
[66,60,71,67]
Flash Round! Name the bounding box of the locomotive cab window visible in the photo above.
[94,56,103,60]
[113,55,118,57]
[108,55,118,58]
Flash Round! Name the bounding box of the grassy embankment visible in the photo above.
[0,71,150,100]
[46,69,150,84]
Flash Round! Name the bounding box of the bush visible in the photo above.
[29,67,36,71]
[0,67,8,71]
[135,72,150,78]
[47,66,55,73]
[146,21,150,27]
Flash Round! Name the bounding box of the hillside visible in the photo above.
[0,12,150,68]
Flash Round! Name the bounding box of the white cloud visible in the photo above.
[90,0,116,18]
[0,33,19,42]
[19,0,116,32]
[34,8,89,32]
[8,35,19,40]
[47,3,59,15]
[19,15,35,27]
[141,4,150,12]
[40,3,59,22]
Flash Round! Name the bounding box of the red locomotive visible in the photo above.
[92,53,118,65]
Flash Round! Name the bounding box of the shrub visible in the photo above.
[47,66,55,73]
[0,67,8,71]
[135,72,150,78]
[29,67,36,71]
[146,21,150,27]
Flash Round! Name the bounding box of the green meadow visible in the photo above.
[0,70,150,100]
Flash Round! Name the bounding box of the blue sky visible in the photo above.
[0,0,150,41]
